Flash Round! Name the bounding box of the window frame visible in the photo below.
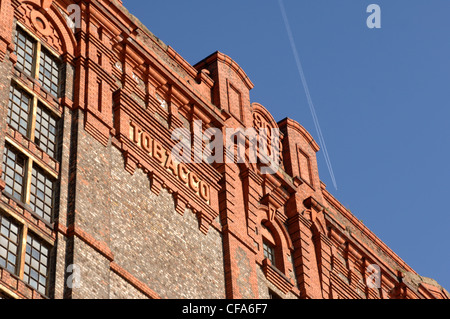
[38,47,62,98]
[14,27,37,78]
[34,102,59,159]
[14,24,63,99]
[23,232,51,295]
[29,164,56,224]
[7,79,62,162]
[7,84,34,137]
[2,138,59,225]
[263,240,276,266]
[0,212,22,275]
[2,143,28,203]
[0,208,53,298]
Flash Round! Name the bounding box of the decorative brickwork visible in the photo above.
[0,0,447,300]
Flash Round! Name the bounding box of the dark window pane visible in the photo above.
[34,104,58,159]
[263,241,276,266]
[14,28,36,77]
[7,85,31,137]
[29,165,55,223]
[0,214,20,275]
[38,49,61,98]
[2,144,26,201]
[24,234,50,296]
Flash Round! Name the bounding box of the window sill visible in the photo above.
[262,258,295,295]
[0,266,48,299]
[1,190,55,230]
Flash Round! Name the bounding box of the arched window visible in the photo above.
[263,240,276,266]
[260,221,282,270]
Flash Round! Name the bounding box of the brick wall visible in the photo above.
[108,147,225,299]
[0,0,448,300]
[65,128,225,299]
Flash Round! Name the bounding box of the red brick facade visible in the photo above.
[0,0,447,300]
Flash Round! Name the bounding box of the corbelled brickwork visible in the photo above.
[0,0,448,300]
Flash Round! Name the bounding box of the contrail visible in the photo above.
[278,0,338,190]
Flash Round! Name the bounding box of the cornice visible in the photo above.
[323,189,416,275]
[278,117,320,153]
[194,51,255,91]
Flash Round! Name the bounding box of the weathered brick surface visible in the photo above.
[64,129,226,299]
[71,237,110,299]
[0,35,13,186]
[256,267,297,300]
[0,0,447,300]
[109,271,147,299]
[109,147,225,299]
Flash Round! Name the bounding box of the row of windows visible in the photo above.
[0,213,51,295]
[0,26,59,297]
[2,27,62,228]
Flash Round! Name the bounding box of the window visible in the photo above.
[7,85,32,137]
[14,27,62,98]
[263,240,276,266]
[29,165,55,223]
[2,144,57,223]
[24,234,50,295]
[11,28,62,158]
[9,27,62,161]
[34,104,58,159]
[2,144,27,201]
[0,214,20,275]
[0,210,53,297]
[38,48,61,98]
[6,82,61,160]
[14,28,36,77]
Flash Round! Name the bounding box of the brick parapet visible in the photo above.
[0,0,447,300]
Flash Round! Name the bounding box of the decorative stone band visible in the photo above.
[56,222,114,262]
[262,258,295,295]
[110,262,161,299]
[56,222,161,299]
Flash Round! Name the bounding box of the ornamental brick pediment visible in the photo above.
[252,102,284,169]
[17,3,63,53]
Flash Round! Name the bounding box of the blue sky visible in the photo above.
[123,0,450,291]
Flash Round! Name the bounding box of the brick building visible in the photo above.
[0,0,447,300]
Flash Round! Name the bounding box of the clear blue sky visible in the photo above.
[123,0,450,291]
